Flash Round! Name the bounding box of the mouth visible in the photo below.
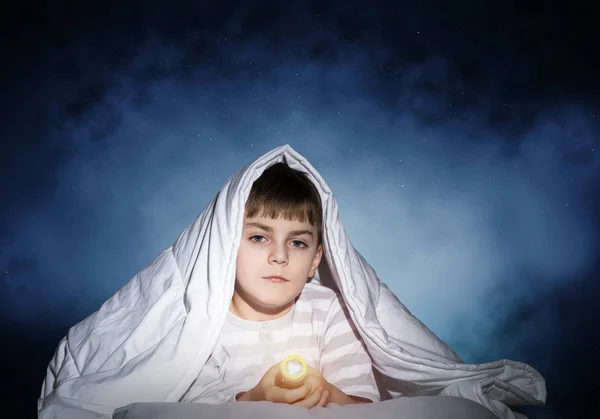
[264,276,289,283]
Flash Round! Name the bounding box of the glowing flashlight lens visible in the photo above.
[285,359,303,376]
[280,354,307,387]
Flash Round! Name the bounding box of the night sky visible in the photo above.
[1,1,599,418]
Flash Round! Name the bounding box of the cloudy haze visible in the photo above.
[1,2,598,418]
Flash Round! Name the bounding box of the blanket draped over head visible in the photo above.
[38,145,546,419]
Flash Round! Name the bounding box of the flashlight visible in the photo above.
[278,354,308,389]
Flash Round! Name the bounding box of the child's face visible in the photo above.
[233,214,322,320]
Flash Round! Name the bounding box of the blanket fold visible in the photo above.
[38,145,546,419]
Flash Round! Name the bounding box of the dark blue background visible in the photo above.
[1,1,598,418]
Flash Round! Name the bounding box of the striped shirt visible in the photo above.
[181,282,380,404]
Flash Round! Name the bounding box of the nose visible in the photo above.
[269,242,288,265]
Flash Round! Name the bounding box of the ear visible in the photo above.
[309,245,323,277]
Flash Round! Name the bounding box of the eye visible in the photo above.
[291,240,307,248]
[250,235,266,243]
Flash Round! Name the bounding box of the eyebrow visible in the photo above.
[245,222,314,238]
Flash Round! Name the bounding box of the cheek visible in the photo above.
[290,253,315,271]
[281,261,304,282]
[236,244,261,271]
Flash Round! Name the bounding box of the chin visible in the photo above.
[257,300,288,310]
[254,298,293,312]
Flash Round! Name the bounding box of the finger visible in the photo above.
[293,386,324,408]
[268,384,312,404]
[285,384,313,404]
[316,389,329,408]
[266,362,284,382]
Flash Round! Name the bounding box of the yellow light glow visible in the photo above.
[280,354,307,384]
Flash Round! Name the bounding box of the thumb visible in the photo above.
[266,361,284,381]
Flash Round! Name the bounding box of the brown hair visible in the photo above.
[245,163,323,246]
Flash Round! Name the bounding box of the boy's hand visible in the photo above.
[239,362,311,405]
[238,362,330,408]
[292,365,331,408]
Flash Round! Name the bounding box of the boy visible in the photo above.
[39,145,544,419]
[180,163,380,407]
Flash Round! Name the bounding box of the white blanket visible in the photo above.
[112,396,500,419]
[38,145,546,419]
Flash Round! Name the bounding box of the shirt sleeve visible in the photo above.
[319,294,381,402]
